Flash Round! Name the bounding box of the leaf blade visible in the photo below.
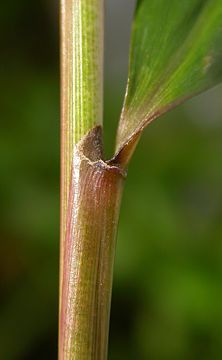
[116,0,222,156]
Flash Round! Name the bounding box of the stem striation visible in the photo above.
[60,1,125,358]
[60,0,104,290]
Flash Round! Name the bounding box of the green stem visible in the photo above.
[59,0,125,358]
[60,0,104,279]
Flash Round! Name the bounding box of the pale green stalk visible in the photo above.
[60,1,125,359]
[60,0,104,306]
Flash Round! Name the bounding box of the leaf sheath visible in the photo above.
[59,128,125,359]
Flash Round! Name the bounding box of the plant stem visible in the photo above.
[60,0,104,276]
[59,0,126,358]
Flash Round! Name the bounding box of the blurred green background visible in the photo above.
[1,1,222,359]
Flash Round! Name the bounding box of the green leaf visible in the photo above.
[116,0,222,157]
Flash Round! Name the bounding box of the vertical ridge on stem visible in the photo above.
[60,0,104,317]
[60,0,104,357]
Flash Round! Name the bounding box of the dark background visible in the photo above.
[1,1,222,359]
